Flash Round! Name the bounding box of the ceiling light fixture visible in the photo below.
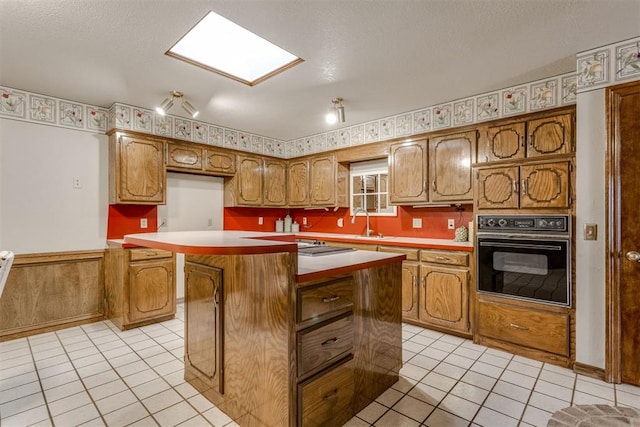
[155,91,199,118]
[325,97,345,125]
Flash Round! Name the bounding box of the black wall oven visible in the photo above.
[476,215,571,307]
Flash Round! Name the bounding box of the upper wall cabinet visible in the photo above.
[166,142,236,176]
[310,154,348,207]
[225,154,264,206]
[477,111,574,163]
[428,131,476,202]
[287,159,310,207]
[263,159,287,207]
[389,140,429,204]
[109,133,166,205]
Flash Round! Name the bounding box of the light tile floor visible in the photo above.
[1,306,639,426]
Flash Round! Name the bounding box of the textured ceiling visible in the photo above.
[1,0,639,141]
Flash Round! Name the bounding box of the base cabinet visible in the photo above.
[184,262,223,394]
[105,248,176,330]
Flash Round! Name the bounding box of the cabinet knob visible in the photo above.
[322,295,340,303]
[521,179,528,195]
[509,323,529,331]
[626,251,640,262]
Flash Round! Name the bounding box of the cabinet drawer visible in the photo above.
[477,301,569,356]
[298,315,353,376]
[298,277,353,323]
[299,359,355,427]
[129,248,173,261]
[378,246,419,261]
[421,250,469,266]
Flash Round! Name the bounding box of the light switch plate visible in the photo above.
[412,218,422,228]
[584,223,597,240]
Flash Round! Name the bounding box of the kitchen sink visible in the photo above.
[297,245,356,257]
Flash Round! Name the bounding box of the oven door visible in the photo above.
[476,235,570,306]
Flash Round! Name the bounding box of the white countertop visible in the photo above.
[294,231,474,251]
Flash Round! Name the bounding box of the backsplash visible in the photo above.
[224,206,473,241]
[107,205,158,239]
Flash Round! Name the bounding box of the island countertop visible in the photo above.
[123,230,405,282]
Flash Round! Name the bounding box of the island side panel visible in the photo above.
[352,261,403,413]
[184,252,296,427]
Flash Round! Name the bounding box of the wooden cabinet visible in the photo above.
[109,133,166,204]
[378,246,420,321]
[476,161,571,210]
[105,247,176,330]
[429,130,476,202]
[184,262,224,393]
[389,140,428,204]
[165,142,236,176]
[478,112,574,163]
[288,159,310,207]
[476,300,569,357]
[419,250,470,334]
[204,149,236,176]
[310,155,341,206]
[263,159,287,206]
[166,142,203,171]
[224,154,263,206]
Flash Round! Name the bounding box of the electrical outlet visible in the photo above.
[160,218,167,228]
[258,217,264,225]
[337,218,344,228]
[140,218,148,229]
[412,218,422,228]
[303,217,308,225]
[447,219,455,229]
[73,176,81,189]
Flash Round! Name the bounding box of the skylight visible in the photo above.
[166,11,303,86]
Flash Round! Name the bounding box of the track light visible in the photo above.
[325,97,345,124]
[155,91,199,118]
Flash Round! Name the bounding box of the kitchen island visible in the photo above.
[124,231,404,427]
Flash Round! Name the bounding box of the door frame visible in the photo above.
[605,80,639,383]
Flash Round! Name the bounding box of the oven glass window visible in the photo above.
[477,238,570,306]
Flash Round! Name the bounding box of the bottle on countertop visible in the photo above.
[284,214,292,233]
[275,218,284,233]
[291,221,300,233]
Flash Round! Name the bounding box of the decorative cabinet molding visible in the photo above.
[389,140,429,204]
[166,141,237,176]
[204,149,236,176]
[309,154,348,207]
[109,133,166,204]
[287,159,310,207]
[428,130,476,202]
[263,159,287,206]
[401,261,420,321]
[527,114,573,157]
[166,142,203,171]
[480,122,527,163]
[224,154,264,207]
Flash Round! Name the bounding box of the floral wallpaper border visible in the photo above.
[576,35,640,93]
[2,36,637,159]
[288,71,577,158]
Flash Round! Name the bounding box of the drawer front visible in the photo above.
[129,248,173,261]
[378,246,420,261]
[299,359,355,427]
[298,315,354,376]
[298,277,353,323]
[421,250,469,266]
[477,301,569,356]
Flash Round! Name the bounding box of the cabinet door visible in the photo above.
[118,136,165,204]
[520,161,570,209]
[288,160,310,207]
[310,155,336,206]
[389,140,428,204]
[429,131,475,202]
[128,259,175,322]
[204,149,236,176]
[527,113,573,157]
[185,262,223,393]
[236,155,263,205]
[264,159,287,206]
[420,266,469,333]
[476,166,520,209]
[166,142,203,171]
[479,122,526,163]
[401,261,419,321]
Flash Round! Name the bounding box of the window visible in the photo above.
[350,159,396,216]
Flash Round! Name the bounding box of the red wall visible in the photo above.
[107,205,158,239]
[224,205,473,239]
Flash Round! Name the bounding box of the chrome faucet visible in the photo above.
[351,207,373,236]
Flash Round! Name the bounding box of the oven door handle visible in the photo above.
[478,242,563,251]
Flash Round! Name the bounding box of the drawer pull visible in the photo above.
[322,296,340,303]
[435,256,450,261]
[145,251,158,257]
[509,323,529,331]
[321,337,339,346]
[323,389,339,401]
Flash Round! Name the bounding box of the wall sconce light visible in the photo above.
[156,91,199,118]
[325,97,345,124]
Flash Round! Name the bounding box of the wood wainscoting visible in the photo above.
[0,250,105,342]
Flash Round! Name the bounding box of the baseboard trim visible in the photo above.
[573,362,606,381]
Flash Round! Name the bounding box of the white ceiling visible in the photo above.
[1,0,639,141]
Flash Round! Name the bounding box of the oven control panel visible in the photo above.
[477,215,569,233]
